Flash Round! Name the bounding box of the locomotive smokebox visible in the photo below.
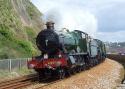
[36,21,61,56]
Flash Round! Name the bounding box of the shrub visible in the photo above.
[0,24,14,40]
[15,39,37,55]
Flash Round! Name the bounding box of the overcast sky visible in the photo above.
[31,0,125,42]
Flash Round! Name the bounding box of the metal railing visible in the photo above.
[0,58,31,71]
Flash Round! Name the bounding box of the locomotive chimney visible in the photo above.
[46,21,55,30]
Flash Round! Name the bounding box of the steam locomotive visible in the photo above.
[27,22,106,79]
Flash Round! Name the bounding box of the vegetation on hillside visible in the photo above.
[0,0,43,59]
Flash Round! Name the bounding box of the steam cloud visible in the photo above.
[42,8,97,37]
[31,0,98,38]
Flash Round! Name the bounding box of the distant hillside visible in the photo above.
[0,0,44,59]
[106,42,125,54]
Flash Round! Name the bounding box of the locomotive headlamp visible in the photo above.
[44,54,48,59]
[58,54,62,58]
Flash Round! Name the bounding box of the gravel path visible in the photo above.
[27,58,124,89]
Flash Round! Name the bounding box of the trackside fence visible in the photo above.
[0,58,31,72]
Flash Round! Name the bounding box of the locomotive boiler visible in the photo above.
[28,21,106,80]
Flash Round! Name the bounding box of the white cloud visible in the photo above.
[96,31,125,42]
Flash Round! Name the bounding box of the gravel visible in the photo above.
[26,58,124,89]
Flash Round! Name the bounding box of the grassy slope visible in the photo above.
[0,0,43,59]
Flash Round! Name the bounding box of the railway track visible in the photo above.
[0,73,38,89]
[0,69,95,89]
[0,70,89,89]
[0,73,61,89]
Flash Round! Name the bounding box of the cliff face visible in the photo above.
[0,0,43,59]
